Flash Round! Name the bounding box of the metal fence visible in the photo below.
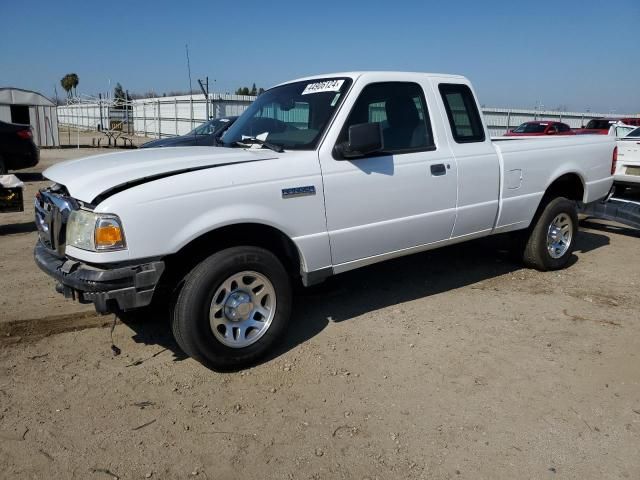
[57,93,255,138]
[57,94,640,139]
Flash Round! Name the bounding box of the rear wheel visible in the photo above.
[170,246,292,371]
[521,197,578,271]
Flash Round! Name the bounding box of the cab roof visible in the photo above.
[276,71,468,88]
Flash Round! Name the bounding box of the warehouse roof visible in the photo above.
[0,87,55,106]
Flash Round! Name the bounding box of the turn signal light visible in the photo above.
[95,224,124,248]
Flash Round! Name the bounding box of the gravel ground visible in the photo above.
[1,148,639,479]
[0,148,101,325]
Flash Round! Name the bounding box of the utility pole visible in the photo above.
[98,93,103,131]
[198,77,210,120]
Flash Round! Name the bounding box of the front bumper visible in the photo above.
[34,242,164,314]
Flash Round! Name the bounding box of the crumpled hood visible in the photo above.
[44,146,278,203]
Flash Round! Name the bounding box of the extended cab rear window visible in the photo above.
[438,84,485,143]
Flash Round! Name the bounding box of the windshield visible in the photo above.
[585,119,614,129]
[190,118,231,135]
[221,77,352,150]
[514,123,547,133]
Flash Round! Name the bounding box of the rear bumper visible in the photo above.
[613,174,640,187]
[6,148,39,170]
[34,242,164,314]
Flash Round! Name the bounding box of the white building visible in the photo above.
[0,88,59,147]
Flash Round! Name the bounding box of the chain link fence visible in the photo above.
[57,94,639,140]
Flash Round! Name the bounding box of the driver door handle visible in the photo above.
[430,163,447,176]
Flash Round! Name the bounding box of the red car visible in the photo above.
[505,121,575,136]
[574,118,640,135]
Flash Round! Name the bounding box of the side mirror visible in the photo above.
[338,122,384,159]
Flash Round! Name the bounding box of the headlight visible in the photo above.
[66,210,126,251]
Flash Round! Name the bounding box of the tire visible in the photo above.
[522,197,578,271]
[170,246,292,371]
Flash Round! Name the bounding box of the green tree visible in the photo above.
[114,82,125,101]
[235,86,260,96]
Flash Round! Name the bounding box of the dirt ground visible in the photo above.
[57,126,151,148]
[1,148,639,479]
[1,148,104,326]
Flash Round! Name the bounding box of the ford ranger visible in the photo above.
[34,72,616,370]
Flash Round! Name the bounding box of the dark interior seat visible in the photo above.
[383,95,426,150]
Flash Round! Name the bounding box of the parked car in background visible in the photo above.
[613,126,640,193]
[619,117,640,127]
[574,118,640,135]
[0,120,39,174]
[609,122,636,138]
[140,116,237,148]
[505,121,574,136]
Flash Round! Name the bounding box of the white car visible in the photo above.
[34,72,615,370]
[608,122,637,138]
[613,126,640,192]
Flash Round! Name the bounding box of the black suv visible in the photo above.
[0,120,39,174]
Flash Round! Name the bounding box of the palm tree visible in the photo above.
[60,73,80,99]
[70,73,79,96]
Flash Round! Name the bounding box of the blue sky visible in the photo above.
[1,0,638,113]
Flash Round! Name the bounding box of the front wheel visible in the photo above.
[522,197,578,271]
[171,246,292,371]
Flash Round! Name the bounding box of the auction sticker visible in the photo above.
[302,79,345,95]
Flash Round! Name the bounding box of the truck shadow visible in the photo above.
[0,221,37,236]
[120,230,610,370]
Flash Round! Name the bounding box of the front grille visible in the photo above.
[34,187,78,256]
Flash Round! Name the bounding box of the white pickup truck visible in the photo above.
[35,72,615,370]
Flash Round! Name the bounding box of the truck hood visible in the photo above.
[43,146,278,203]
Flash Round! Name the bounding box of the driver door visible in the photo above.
[318,80,458,269]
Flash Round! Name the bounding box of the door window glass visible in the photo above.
[337,82,434,154]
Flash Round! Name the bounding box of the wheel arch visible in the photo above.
[163,223,305,287]
[543,172,586,203]
[526,172,584,231]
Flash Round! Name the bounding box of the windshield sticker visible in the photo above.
[302,79,345,95]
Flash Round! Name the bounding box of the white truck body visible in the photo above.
[34,72,616,369]
[43,72,613,274]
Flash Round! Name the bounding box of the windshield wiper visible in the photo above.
[233,137,284,153]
